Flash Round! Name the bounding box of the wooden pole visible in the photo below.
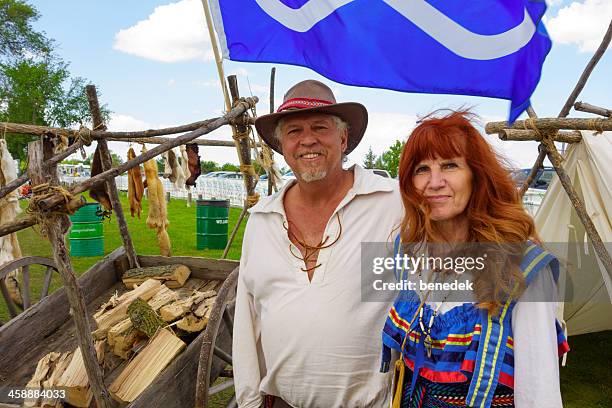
[86,85,140,269]
[267,67,276,196]
[199,0,231,112]
[517,107,545,197]
[222,206,247,259]
[574,102,612,118]
[497,129,582,143]
[485,117,612,134]
[27,138,116,408]
[0,98,257,237]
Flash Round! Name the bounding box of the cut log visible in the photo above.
[107,318,143,360]
[176,296,216,333]
[107,285,177,359]
[122,264,191,289]
[93,279,161,339]
[159,290,215,322]
[56,342,105,408]
[109,328,186,403]
[127,298,165,338]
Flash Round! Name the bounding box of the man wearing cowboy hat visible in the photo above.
[233,80,403,407]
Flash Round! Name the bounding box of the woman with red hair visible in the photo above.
[380,111,568,408]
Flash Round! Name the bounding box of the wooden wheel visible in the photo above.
[0,256,59,321]
[195,267,238,408]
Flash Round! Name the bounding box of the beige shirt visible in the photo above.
[233,165,404,408]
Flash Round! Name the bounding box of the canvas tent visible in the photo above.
[534,131,612,336]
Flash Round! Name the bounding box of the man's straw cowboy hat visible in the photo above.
[255,80,368,154]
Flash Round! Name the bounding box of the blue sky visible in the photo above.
[30,0,612,169]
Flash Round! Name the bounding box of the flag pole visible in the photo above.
[200,0,231,112]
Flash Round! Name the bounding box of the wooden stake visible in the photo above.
[574,101,612,118]
[222,206,247,259]
[86,85,140,269]
[27,138,116,408]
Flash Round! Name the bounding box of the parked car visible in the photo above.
[218,172,243,180]
[203,171,233,178]
[511,167,555,191]
[370,169,391,178]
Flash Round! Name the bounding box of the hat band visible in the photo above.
[277,97,334,113]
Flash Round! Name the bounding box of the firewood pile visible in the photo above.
[23,264,222,407]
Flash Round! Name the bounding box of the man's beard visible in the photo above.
[299,169,327,182]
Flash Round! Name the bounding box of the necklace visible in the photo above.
[283,212,343,273]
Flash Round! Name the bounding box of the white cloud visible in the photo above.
[546,0,612,52]
[113,0,214,62]
[347,112,418,166]
[167,78,176,87]
[194,79,220,88]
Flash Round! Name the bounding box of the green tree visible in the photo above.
[220,163,240,172]
[200,160,218,173]
[0,0,50,62]
[378,140,405,178]
[363,146,377,169]
[110,151,123,167]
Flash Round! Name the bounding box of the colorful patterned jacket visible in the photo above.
[381,240,570,408]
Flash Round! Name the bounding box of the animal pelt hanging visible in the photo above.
[185,143,202,187]
[162,149,178,183]
[127,147,145,218]
[89,145,113,212]
[0,139,24,306]
[178,145,191,190]
[142,146,171,257]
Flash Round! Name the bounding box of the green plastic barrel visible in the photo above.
[69,203,104,257]
[196,199,229,250]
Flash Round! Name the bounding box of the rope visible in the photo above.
[587,118,605,134]
[239,164,257,176]
[77,125,94,146]
[26,183,79,238]
[246,193,260,208]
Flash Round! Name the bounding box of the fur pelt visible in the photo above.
[185,144,201,187]
[0,139,23,305]
[89,145,113,211]
[142,146,171,257]
[127,147,145,218]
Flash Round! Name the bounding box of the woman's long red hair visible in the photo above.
[398,111,537,313]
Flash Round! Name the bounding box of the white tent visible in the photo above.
[534,131,612,336]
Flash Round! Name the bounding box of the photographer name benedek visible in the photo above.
[373,278,474,291]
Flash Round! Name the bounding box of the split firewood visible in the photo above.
[126,147,144,218]
[159,290,216,322]
[109,328,186,403]
[107,318,143,360]
[92,279,161,339]
[128,298,166,338]
[24,352,63,407]
[107,285,178,359]
[39,352,73,407]
[56,342,105,408]
[176,295,216,332]
[122,264,191,289]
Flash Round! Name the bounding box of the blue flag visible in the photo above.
[210,0,551,122]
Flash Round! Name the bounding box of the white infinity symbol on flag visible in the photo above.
[254,0,537,60]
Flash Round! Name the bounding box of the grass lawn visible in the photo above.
[1,192,610,407]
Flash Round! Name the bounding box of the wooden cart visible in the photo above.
[0,248,238,408]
